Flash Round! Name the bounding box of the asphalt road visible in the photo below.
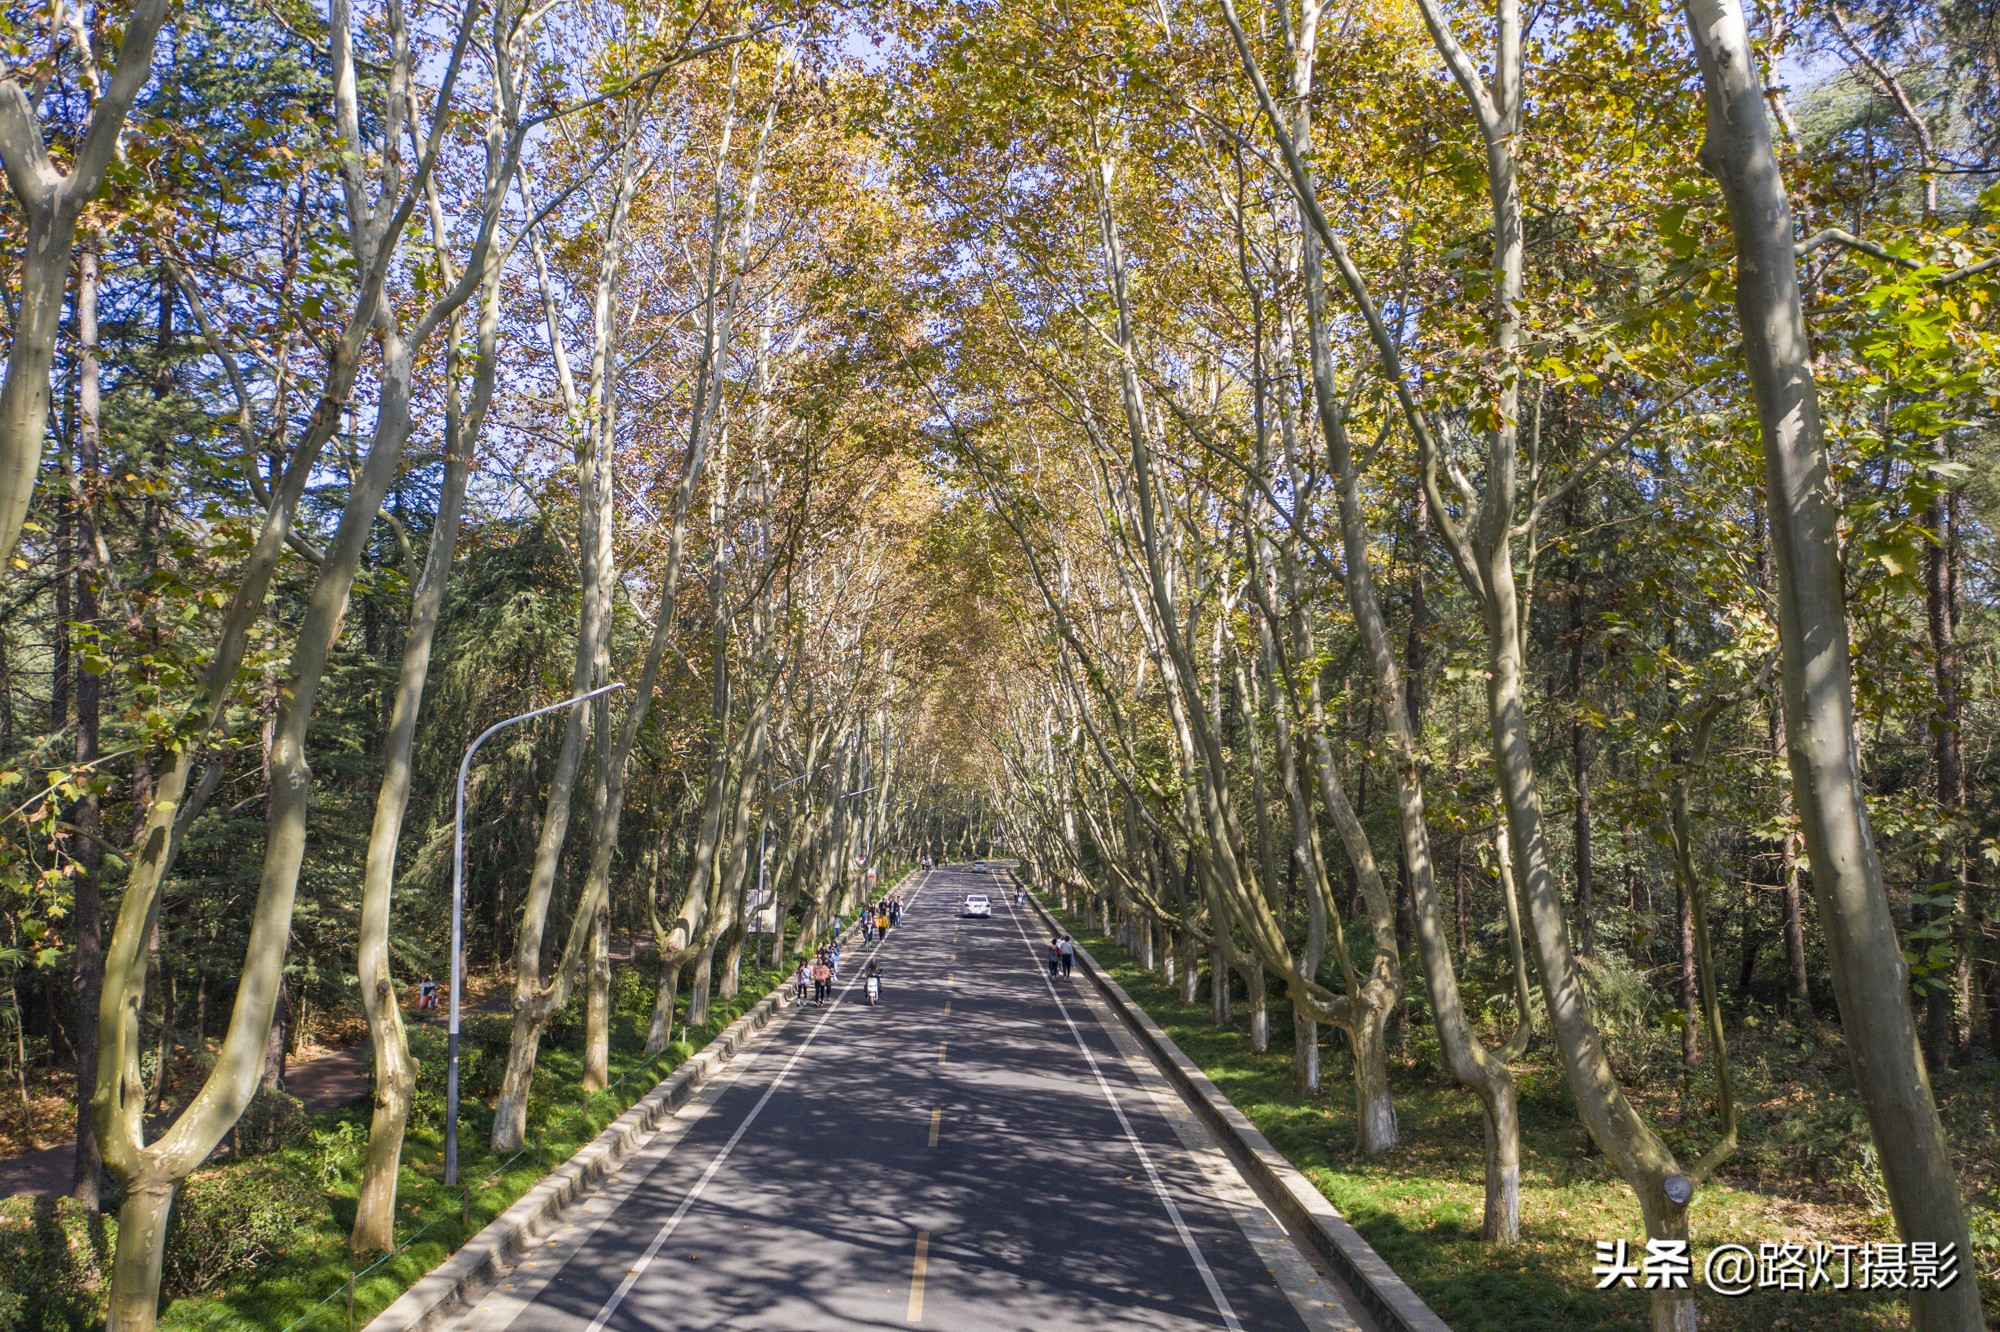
[447,864,1371,1332]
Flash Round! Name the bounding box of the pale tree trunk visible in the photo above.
[1244,958,1269,1051]
[97,4,510,1293]
[1293,117,1508,1209]
[686,947,715,1029]
[582,899,612,1092]
[492,120,645,1152]
[90,22,511,1312]
[1684,0,1981,1321]
[104,310,419,1332]
[351,133,505,1256]
[499,48,778,1124]
[1458,49,1701,1316]
[0,0,170,569]
[1310,700,1403,1156]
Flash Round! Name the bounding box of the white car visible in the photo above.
[971,860,989,873]
[962,894,992,918]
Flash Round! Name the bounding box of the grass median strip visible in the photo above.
[1034,894,2000,1332]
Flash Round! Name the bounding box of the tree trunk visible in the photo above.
[646,961,684,1055]
[1570,580,1595,958]
[687,945,715,1030]
[583,899,610,1092]
[1769,707,1813,1016]
[1352,1000,1398,1156]
[262,980,288,1093]
[351,237,491,1252]
[0,0,171,570]
[106,1181,174,1332]
[1678,865,1700,1066]
[1244,963,1269,1052]
[719,921,746,1001]
[1684,1,1982,1321]
[70,247,105,1208]
[1923,468,1962,1066]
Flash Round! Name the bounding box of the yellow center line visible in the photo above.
[942,998,951,1017]
[937,1040,948,1065]
[928,1105,942,1147]
[906,1231,930,1322]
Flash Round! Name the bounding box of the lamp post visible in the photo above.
[844,784,878,905]
[446,681,625,1186]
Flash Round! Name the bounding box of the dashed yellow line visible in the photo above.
[906,1231,930,1322]
[928,1105,943,1147]
[942,998,951,1017]
[937,1040,948,1065]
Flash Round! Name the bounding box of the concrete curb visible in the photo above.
[1021,881,1453,1332]
[366,869,918,1332]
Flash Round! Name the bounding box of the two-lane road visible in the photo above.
[446,864,1371,1331]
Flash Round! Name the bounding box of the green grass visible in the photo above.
[1037,897,2000,1331]
[157,963,787,1332]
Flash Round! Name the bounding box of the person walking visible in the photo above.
[1047,936,1061,978]
[1059,935,1075,977]
[811,956,832,1005]
[794,960,811,1005]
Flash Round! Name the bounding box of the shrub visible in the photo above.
[614,963,654,1019]
[163,1159,321,1299]
[232,1086,307,1156]
[0,1195,114,1332]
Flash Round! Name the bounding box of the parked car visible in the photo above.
[962,894,992,918]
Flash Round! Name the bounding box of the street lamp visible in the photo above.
[843,784,879,903]
[446,681,625,1186]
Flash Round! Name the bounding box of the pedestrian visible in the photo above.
[1059,935,1075,977]
[830,942,841,979]
[794,960,810,1004]
[1047,937,1061,978]
[812,957,831,1004]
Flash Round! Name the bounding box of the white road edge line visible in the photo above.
[1003,876,1246,1332]
[581,869,934,1332]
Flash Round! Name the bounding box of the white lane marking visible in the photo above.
[581,869,935,1332]
[1004,879,1246,1332]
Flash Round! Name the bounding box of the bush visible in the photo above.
[614,963,654,1019]
[163,1159,321,1300]
[0,1195,114,1332]
[232,1087,307,1156]
[544,991,587,1050]
[449,1015,514,1101]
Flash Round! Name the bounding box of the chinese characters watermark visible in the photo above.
[1591,1240,1960,1295]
